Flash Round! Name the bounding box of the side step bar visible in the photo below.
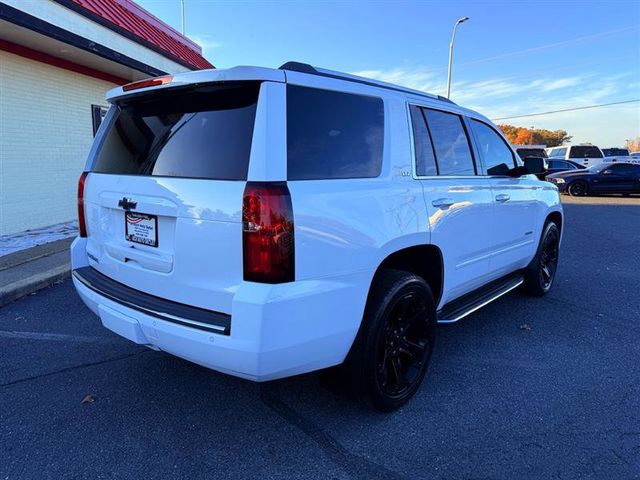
[437,271,524,324]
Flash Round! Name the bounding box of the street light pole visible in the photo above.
[446,16,469,99]
[180,0,185,35]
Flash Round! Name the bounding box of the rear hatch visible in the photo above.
[82,82,260,314]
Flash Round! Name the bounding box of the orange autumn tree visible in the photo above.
[498,124,571,147]
[626,136,640,152]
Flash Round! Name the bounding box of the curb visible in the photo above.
[0,263,71,308]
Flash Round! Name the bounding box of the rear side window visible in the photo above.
[470,119,516,175]
[92,83,260,180]
[422,109,475,176]
[570,146,603,159]
[287,86,384,180]
[409,105,438,176]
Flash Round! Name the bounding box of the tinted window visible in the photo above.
[516,148,547,159]
[569,146,603,158]
[602,148,630,156]
[470,119,515,175]
[549,160,576,170]
[606,163,636,174]
[92,83,260,180]
[287,86,384,180]
[409,106,438,176]
[423,109,475,176]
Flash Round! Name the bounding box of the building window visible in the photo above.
[91,105,109,136]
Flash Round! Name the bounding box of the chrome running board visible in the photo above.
[437,272,524,324]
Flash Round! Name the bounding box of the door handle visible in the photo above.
[432,198,455,208]
[495,194,510,203]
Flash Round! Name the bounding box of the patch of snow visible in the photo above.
[0,221,78,257]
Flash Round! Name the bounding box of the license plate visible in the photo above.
[125,212,158,247]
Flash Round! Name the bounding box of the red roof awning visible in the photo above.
[67,0,213,70]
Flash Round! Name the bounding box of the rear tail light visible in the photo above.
[122,75,173,92]
[77,172,88,238]
[242,182,295,283]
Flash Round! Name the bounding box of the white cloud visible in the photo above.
[188,34,223,60]
[351,68,440,94]
[350,66,639,145]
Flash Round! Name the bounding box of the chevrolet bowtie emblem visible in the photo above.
[118,197,137,211]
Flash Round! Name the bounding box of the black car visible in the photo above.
[547,162,640,196]
[540,159,586,180]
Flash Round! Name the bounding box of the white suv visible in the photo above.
[71,63,563,411]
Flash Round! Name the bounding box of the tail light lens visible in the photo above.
[242,182,295,283]
[77,172,88,237]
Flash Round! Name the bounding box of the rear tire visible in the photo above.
[568,180,589,196]
[523,222,560,297]
[341,269,437,412]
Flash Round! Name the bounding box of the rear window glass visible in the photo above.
[516,148,547,159]
[287,86,384,180]
[602,148,629,156]
[549,147,567,158]
[91,83,260,180]
[569,146,603,159]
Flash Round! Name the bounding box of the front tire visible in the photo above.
[343,269,437,412]
[568,180,589,196]
[523,222,560,296]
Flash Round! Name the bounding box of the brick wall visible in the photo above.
[0,50,116,236]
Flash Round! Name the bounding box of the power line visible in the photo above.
[491,99,640,121]
[458,25,639,68]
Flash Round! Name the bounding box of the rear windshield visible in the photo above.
[287,85,384,180]
[602,148,629,156]
[516,148,547,159]
[569,146,603,159]
[91,83,260,180]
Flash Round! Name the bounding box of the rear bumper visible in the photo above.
[71,238,369,381]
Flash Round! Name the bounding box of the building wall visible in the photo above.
[4,0,192,75]
[0,50,116,235]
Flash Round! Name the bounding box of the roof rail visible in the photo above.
[279,62,455,104]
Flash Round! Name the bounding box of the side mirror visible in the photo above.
[524,156,547,175]
[602,169,612,175]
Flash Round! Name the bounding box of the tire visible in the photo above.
[522,222,560,297]
[341,269,437,412]
[568,180,589,196]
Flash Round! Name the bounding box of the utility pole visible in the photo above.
[180,0,185,35]
[446,16,470,99]
[530,126,535,145]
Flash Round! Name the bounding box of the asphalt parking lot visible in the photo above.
[1,196,639,480]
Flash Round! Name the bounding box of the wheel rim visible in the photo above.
[570,182,586,196]
[539,229,559,290]
[375,291,433,399]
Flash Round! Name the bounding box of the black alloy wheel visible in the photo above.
[339,269,437,412]
[568,181,588,196]
[375,290,432,400]
[523,222,560,296]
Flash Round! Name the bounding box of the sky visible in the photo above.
[137,0,640,147]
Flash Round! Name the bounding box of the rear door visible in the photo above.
[83,82,264,314]
[410,105,494,305]
[468,118,542,277]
